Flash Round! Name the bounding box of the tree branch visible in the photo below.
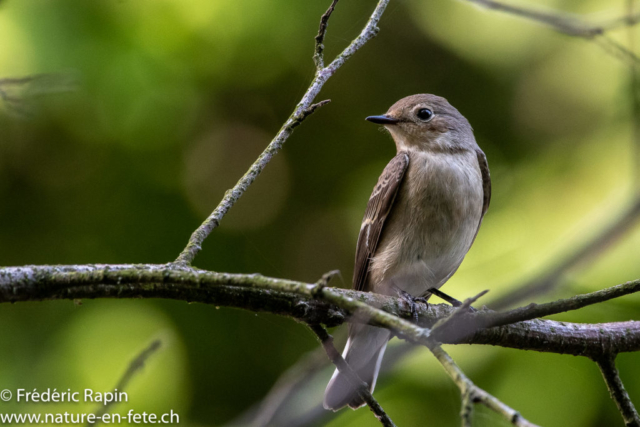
[429,344,539,427]
[235,348,328,427]
[174,0,390,266]
[308,324,396,427]
[314,0,339,69]
[465,0,640,38]
[88,339,162,427]
[2,264,640,359]
[463,0,640,65]
[0,72,79,118]
[595,355,640,427]
[438,278,640,346]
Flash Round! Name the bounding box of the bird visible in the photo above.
[323,94,491,411]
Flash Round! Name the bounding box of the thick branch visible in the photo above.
[595,355,640,427]
[462,318,640,359]
[1,264,640,358]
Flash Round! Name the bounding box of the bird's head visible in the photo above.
[366,94,474,153]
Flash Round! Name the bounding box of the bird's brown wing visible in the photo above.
[475,148,491,221]
[352,152,410,292]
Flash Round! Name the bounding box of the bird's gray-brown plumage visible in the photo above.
[353,152,409,293]
[323,94,491,411]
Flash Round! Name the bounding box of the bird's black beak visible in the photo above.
[366,115,400,125]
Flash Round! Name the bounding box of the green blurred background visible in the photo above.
[0,0,639,425]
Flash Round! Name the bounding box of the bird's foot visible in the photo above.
[396,289,427,323]
[427,288,477,312]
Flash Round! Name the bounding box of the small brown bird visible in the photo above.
[323,94,491,411]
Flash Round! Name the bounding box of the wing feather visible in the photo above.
[475,148,491,220]
[352,152,409,292]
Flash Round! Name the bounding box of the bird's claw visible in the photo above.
[396,289,426,323]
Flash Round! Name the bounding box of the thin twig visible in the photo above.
[485,279,640,327]
[228,348,328,427]
[594,35,640,67]
[435,278,640,344]
[464,0,640,64]
[595,355,640,427]
[430,290,488,336]
[601,8,640,32]
[0,72,79,118]
[463,0,640,70]
[490,198,640,309]
[174,0,390,266]
[314,0,340,69]
[429,344,539,427]
[235,341,415,427]
[291,100,331,129]
[467,0,638,37]
[88,339,163,426]
[466,0,602,37]
[307,324,396,427]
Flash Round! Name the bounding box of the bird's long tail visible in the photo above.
[323,324,391,411]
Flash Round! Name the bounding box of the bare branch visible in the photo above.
[2,264,640,358]
[430,289,488,336]
[314,0,340,69]
[602,8,640,32]
[594,35,640,67]
[429,344,539,427]
[4,263,640,423]
[0,72,79,118]
[88,339,162,426]
[290,100,331,129]
[434,278,640,346]
[175,0,390,266]
[595,355,640,427]
[308,324,396,427]
[230,348,328,427]
[235,341,415,427]
[463,0,640,37]
[458,318,640,358]
[466,0,603,37]
[463,0,640,64]
[486,279,640,327]
[0,73,78,96]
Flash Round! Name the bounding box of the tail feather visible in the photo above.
[323,325,390,411]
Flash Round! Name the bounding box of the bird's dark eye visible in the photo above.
[416,108,433,121]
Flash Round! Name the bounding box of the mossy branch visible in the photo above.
[1,264,639,359]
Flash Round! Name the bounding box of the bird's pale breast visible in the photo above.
[369,149,484,297]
